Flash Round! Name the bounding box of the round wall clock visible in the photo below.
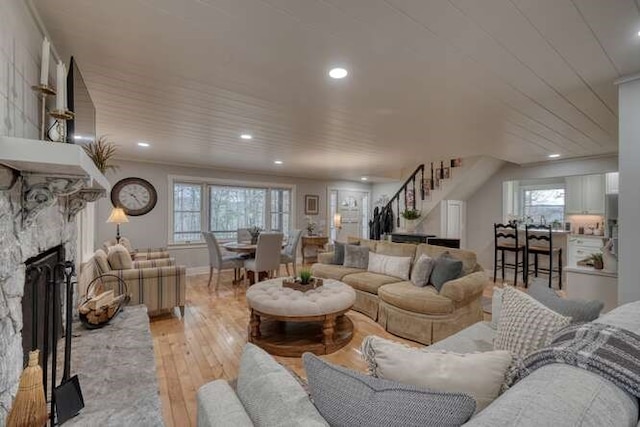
[110,177,158,216]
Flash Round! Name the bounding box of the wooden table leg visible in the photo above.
[250,310,261,338]
[322,315,336,347]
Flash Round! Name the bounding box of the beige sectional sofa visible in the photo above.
[311,237,488,345]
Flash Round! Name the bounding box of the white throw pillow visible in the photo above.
[107,244,133,270]
[367,252,412,281]
[494,287,571,360]
[361,336,512,412]
[410,254,435,287]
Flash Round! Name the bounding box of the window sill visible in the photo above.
[167,242,207,250]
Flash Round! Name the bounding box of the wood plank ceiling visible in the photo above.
[34,0,640,180]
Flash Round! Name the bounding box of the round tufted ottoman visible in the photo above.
[246,278,356,356]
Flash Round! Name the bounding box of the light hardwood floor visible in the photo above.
[149,270,420,427]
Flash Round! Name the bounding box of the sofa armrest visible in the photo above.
[440,271,487,304]
[135,249,171,260]
[133,258,175,268]
[317,251,335,264]
[197,380,254,427]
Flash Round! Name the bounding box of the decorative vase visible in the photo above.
[251,235,259,245]
[593,259,604,270]
[405,219,418,233]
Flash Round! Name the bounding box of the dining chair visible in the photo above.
[244,232,283,285]
[280,229,303,277]
[237,228,252,243]
[202,232,246,290]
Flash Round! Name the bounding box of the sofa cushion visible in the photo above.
[528,279,604,323]
[347,236,377,252]
[303,352,476,427]
[490,287,504,329]
[361,336,512,412]
[411,254,435,287]
[375,241,417,258]
[430,253,463,292]
[342,272,401,294]
[311,263,364,281]
[332,241,354,265]
[236,344,327,427]
[197,380,254,427]
[428,321,496,353]
[107,244,134,270]
[367,252,412,281]
[494,287,571,359]
[93,249,111,275]
[378,282,454,315]
[415,244,477,276]
[343,245,370,269]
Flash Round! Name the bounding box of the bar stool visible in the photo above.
[524,224,563,289]
[493,223,526,286]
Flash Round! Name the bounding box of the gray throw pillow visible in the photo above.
[430,253,463,292]
[303,353,475,427]
[343,245,370,269]
[411,254,435,287]
[332,241,358,265]
[528,279,604,323]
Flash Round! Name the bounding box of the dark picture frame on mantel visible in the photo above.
[305,195,319,215]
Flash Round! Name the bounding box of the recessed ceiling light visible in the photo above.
[329,67,348,79]
[137,142,150,147]
[240,134,253,140]
[637,31,640,37]
[548,153,560,158]
[360,177,368,181]
[274,160,283,165]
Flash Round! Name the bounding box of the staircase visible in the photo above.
[371,156,504,240]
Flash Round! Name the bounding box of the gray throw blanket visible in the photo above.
[508,322,640,398]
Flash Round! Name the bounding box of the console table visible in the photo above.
[301,236,329,265]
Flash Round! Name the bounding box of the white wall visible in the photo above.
[617,75,640,304]
[466,156,618,269]
[0,0,43,139]
[95,160,370,268]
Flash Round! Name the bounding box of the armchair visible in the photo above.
[84,249,186,316]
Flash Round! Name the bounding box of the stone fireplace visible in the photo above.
[0,137,109,424]
[0,183,77,422]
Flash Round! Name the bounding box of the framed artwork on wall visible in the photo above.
[305,195,320,215]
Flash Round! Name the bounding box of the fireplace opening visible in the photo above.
[22,245,65,367]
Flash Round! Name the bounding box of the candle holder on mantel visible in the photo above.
[48,109,74,143]
[31,84,56,141]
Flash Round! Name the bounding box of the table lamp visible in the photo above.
[334,213,342,230]
[106,207,129,244]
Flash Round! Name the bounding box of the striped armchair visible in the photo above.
[82,249,186,317]
[102,237,171,261]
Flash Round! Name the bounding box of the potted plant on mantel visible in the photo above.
[82,135,118,175]
[401,209,421,233]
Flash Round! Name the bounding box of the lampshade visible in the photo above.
[106,207,129,224]
[333,213,342,229]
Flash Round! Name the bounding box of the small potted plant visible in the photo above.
[299,269,313,285]
[589,253,604,270]
[305,216,317,236]
[401,209,421,232]
[82,135,118,175]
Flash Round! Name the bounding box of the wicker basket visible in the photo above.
[282,277,323,292]
[78,274,130,329]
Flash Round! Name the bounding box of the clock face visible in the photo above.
[111,178,158,216]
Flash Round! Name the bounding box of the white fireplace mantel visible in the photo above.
[0,136,111,225]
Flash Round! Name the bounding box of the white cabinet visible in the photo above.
[565,174,605,215]
[567,235,605,267]
[605,172,619,194]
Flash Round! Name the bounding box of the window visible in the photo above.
[173,183,202,242]
[170,177,293,243]
[521,186,565,224]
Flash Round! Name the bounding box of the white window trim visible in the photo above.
[168,174,297,245]
[518,183,566,221]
